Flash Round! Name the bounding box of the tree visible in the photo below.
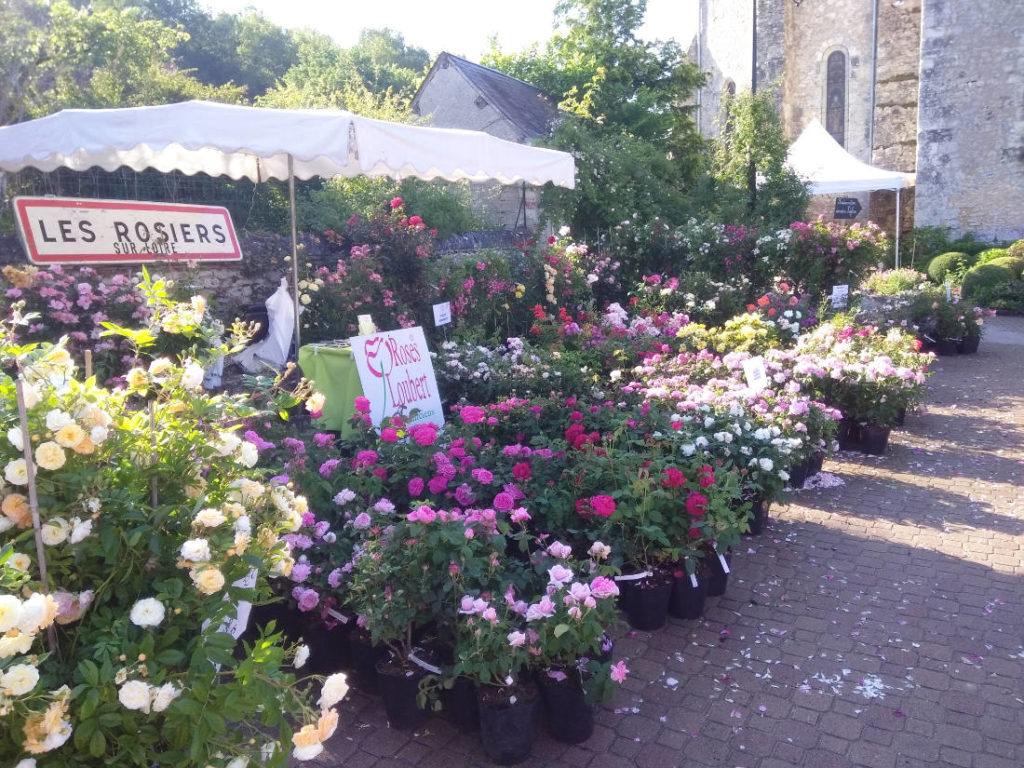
[713,87,808,228]
[349,28,429,98]
[483,0,706,233]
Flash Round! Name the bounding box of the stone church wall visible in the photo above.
[915,0,1024,241]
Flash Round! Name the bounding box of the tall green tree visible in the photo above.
[483,0,705,233]
[713,87,808,227]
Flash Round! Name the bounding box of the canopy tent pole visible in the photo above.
[288,154,301,354]
[895,187,901,269]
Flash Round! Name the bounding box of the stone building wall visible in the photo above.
[696,0,755,137]
[873,0,922,172]
[914,0,1024,241]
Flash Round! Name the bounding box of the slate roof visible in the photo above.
[414,52,559,141]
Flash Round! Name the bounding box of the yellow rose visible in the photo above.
[77,404,111,429]
[54,424,86,449]
[148,358,174,377]
[166,399,186,414]
[291,723,324,760]
[191,295,207,317]
[35,442,67,471]
[190,566,225,595]
[73,437,95,455]
[317,708,339,741]
[2,494,32,528]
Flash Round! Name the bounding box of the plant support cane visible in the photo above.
[15,378,57,652]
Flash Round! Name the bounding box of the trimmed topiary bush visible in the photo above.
[1006,239,1024,259]
[975,248,1011,266]
[926,251,969,284]
[985,256,1024,279]
[961,263,1018,298]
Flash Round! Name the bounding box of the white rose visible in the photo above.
[129,597,166,628]
[237,441,259,468]
[317,672,350,710]
[294,644,310,669]
[758,458,774,471]
[150,682,181,712]
[90,425,109,444]
[13,759,37,768]
[213,431,241,457]
[779,470,790,482]
[118,680,152,713]
[0,632,35,657]
[180,360,205,390]
[69,517,93,544]
[20,383,41,409]
[194,508,227,528]
[233,514,251,534]
[1,663,39,697]
[6,426,24,451]
[18,592,56,634]
[0,517,14,534]
[180,538,211,562]
[0,594,23,633]
[41,518,70,546]
[45,409,74,431]
[4,459,28,486]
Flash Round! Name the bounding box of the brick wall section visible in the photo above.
[915,0,1024,241]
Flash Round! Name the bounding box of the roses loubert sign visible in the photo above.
[350,326,444,430]
[13,196,242,264]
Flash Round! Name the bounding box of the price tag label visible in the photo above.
[830,284,849,308]
[742,356,768,391]
[689,573,699,588]
[409,651,443,675]
[717,553,731,574]
[432,301,452,327]
[357,314,376,335]
[325,608,350,624]
[614,571,653,582]
[945,281,952,301]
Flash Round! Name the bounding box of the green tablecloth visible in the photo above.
[297,344,364,436]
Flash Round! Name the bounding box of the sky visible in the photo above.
[198,0,698,61]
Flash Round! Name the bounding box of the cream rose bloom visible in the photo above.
[191,566,226,595]
[1,663,40,696]
[41,518,70,546]
[18,592,57,634]
[5,459,29,486]
[2,493,32,528]
[194,507,227,528]
[45,409,74,431]
[77,404,111,429]
[318,672,350,710]
[20,382,41,409]
[69,517,93,544]
[0,631,35,657]
[150,682,181,712]
[118,680,152,713]
[7,552,31,571]
[0,594,23,633]
[180,538,212,562]
[129,597,165,628]
[148,357,174,377]
[294,644,310,669]
[125,367,149,390]
[290,724,323,761]
[237,441,259,468]
[6,426,24,451]
[180,360,205,391]
[35,442,67,471]
[54,423,86,449]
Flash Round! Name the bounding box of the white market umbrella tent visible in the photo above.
[785,118,914,265]
[0,99,577,348]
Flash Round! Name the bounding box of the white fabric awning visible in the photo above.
[0,100,575,188]
[786,119,913,194]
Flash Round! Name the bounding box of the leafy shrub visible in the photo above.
[783,217,890,298]
[861,268,928,295]
[975,248,1011,266]
[961,263,1018,299]
[1006,239,1024,259]
[968,280,1024,312]
[926,252,969,285]
[985,256,1024,278]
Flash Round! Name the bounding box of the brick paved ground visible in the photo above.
[311,316,1024,768]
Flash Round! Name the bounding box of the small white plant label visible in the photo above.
[432,301,452,326]
[614,571,653,582]
[743,356,768,391]
[690,573,699,588]
[830,284,849,308]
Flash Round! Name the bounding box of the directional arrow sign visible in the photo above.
[834,197,862,219]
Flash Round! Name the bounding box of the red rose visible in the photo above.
[590,495,616,517]
[686,491,708,517]
[512,462,532,481]
[757,296,770,307]
[661,467,686,488]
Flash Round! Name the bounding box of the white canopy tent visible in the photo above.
[786,119,914,265]
[0,100,577,347]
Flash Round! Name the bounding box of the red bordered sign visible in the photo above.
[13,197,243,265]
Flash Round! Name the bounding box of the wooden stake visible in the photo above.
[14,379,56,652]
[149,401,158,508]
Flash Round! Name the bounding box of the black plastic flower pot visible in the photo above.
[348,630,385,693]
[538,669,594,744]
[669,569,708,620]
[935,339,959,356]
[477,685,538,765]
[807,452,825,477]
[858,423,891,456]
[788,459,810,489]
[743,496,770,536]
[375,659,427,730]
[617,573,672,631]
[837,417,861,450]
[957,335,980,354]
[705,550,732,597]
[446,675,480,733]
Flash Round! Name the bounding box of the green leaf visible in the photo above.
[78,659,100,686]
[89,729,107,757]
[554,623,571,638]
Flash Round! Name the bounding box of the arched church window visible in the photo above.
[825,51,846,146]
